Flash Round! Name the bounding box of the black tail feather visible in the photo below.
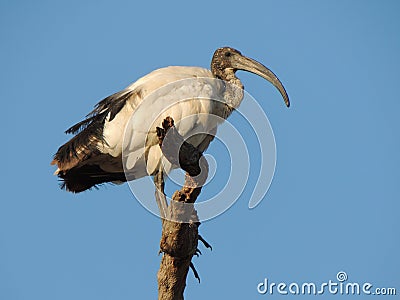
[58,164,127,193]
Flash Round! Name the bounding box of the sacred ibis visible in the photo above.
[52,47,289,193]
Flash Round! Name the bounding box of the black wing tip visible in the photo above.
[56,163,127,193]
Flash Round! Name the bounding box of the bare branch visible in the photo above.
[155,116,209,300]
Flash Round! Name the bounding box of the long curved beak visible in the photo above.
[231,54,290,107]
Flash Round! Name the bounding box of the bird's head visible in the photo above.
[211,47,290,107]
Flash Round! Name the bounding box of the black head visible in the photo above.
[211,47,290,107]
[211,47,243,78]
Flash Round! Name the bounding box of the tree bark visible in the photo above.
[155,117,208,300]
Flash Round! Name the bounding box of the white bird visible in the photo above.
[52,47,289,193]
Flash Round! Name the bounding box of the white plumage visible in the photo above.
[106,66,224,177]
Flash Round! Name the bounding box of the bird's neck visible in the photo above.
[219,69,244,118]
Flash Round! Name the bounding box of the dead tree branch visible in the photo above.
[155,117,209,300]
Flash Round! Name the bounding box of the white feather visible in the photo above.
[98,66,224,178]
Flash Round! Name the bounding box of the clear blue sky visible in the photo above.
[1,1,399,299]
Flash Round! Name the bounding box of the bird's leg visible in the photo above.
[154,118,173,221]
[154,168,169,220]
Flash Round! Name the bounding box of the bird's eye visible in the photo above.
[225,52,232,57]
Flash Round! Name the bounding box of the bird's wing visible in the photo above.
[51,89,142,172]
